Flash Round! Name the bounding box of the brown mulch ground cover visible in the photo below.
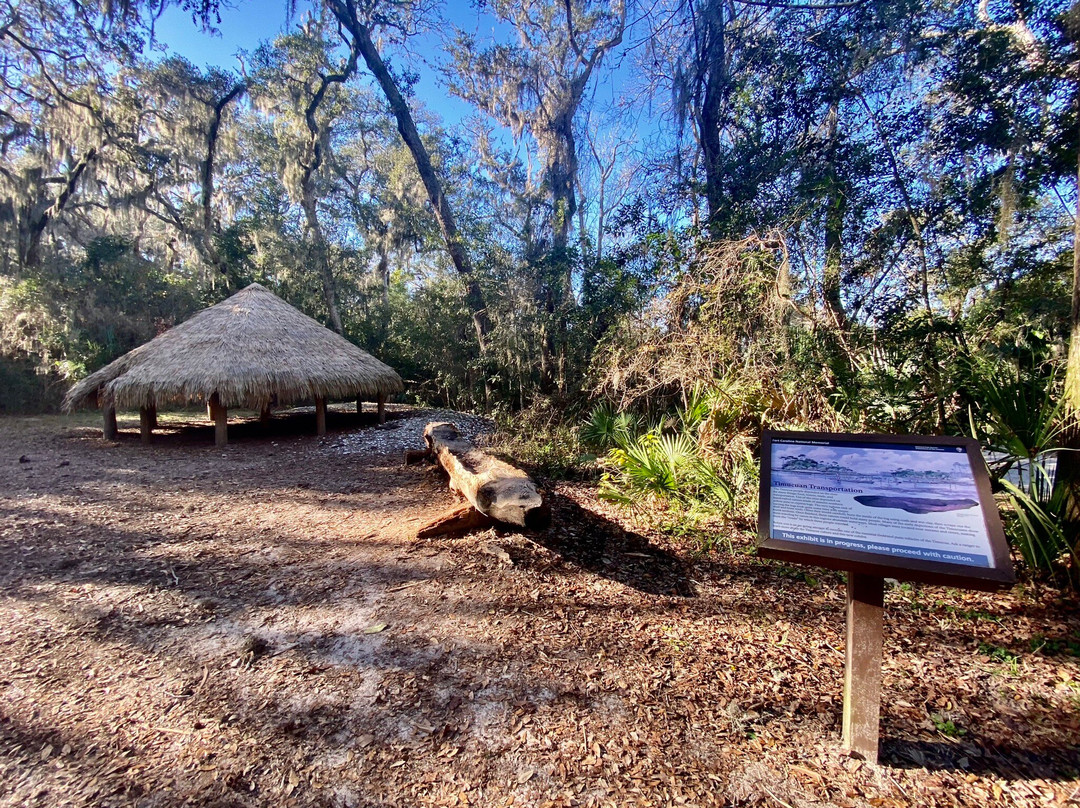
[0,409,1078,808]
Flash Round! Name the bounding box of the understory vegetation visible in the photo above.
[0,0,1078,581]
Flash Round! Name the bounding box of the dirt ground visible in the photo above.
[0,409,1078,808]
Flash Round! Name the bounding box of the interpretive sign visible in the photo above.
[756,430,1014,764]
[757,431,1013,590]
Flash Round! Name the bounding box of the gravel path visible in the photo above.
[325,408,494,457]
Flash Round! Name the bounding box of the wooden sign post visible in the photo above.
[842,573,884,761]
[757,431,1013,764]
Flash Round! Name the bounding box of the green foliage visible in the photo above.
[607,432,698,500]
[930,715,968,738]
[977,641,1022,676]
[966,357,1079,580]
[0,239,200,408]
[593,387,763,551]
[581,403,638,451]
[487,398,587,479]
[1028,632,1080,658]
[354,270,482,411]
[1000,475,1074,574]
[0,356,66,413]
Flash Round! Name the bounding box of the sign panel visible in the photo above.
[757,431,1014,590]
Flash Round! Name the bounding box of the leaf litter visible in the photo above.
[0,410,1076,807]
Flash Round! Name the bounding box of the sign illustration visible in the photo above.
[758,431,1012,589]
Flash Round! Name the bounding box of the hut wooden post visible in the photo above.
[260,405,272,426]
[139,405,154,444]
[315,396,327,436]
[210,393,228,447]
[148,404,157,429]
[356,397,363,414]
[377,393,386,424]
[103,405,118,440]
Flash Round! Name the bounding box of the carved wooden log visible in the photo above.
[415,502,495,540]
[423,422,550,530]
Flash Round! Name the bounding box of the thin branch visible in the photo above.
[0,27,101,119]
[733,0,865,9]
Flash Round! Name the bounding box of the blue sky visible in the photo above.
[151,0,291,70]
[149,0,511,130]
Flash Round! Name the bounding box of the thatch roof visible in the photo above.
[63,283,404,412]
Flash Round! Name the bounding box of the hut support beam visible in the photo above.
[377,393,386,424]
[148,405,157,429]
[103,406,118,440]
[139,406,154,444]
[210,393,228,447]
[356,397,363,414]
[316,396,327,436]
[260,405,271,426]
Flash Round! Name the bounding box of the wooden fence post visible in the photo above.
[842,573,885,763]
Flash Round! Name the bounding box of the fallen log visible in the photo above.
[403,447,431,465]
[423,422,550,530]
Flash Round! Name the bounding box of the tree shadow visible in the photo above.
[881,737,1080,780]
[5,419,1080,804]
[522,489,697,598]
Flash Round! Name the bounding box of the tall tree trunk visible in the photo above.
[302,188,345,334]
[296,46,358,336]
[549,111,578,258]
[546,111,579,396]
[698,0,728,237]
[376,245,390,306]
[199,82,246,286]
[823,102,848,329]
[1061,124,1080,576]
[327,0,490,346]
[1066,143,1080,416]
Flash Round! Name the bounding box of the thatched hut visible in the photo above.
[63,283,404,446]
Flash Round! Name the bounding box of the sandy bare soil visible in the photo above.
[0,409,1078,807]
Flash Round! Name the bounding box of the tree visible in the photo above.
[0,0,127,270]
[249,15,361,333]
[443,0,626,391]
[117,58,246,286]
[446,0,626,258]
[325,0,492,345]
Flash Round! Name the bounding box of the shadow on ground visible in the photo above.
[516,489,696,598]
[2,412,1079,807]
[97,406,408,447]
[882,737,1080,780]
